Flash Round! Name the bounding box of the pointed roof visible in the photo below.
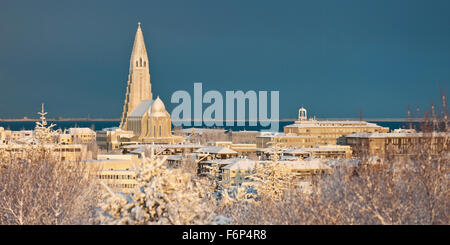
[130,22,149,71]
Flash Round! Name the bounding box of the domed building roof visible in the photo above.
[150,96,168,117]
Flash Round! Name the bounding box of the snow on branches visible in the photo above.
[98,153,216,225]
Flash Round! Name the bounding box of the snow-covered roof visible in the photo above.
[283,148,308,155]
[278,159,332,170]
[257,132,286,137]
[128,100,153,117]
[194,146,238,154]
[346,131,450,138]
[122,143,203,150]
[182,128,227,135]
[130,147,146,154]
[232,130,260,133]
[68,128,95,134]
[256,147,286,154]
[280,156,300,161]
[284,120,385,128]
[222,158,259,170]
[121,144,146,149]
[100,127,119,131]
[167,155,183,161]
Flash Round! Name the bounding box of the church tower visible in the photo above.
[120,22,153,130]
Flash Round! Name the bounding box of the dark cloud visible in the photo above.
[0,0,449,119]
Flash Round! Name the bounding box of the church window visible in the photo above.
[140,58,143,67]
[136,60,139,67]
[144,61,146,67]
[159,126,162,137]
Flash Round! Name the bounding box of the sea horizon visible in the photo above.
[0,120,418,132]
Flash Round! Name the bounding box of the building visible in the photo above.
[167,155,184,168]
[230,130,259,144]
[195,146,239,161]
[345,129,450,157]
[0,143,89,162]
[256,145,352,160]
[0,106,92,162]
[256,132,287,148]
[279,159,332,178]
[87,154,141,193]
[113,23,182,145]
[221,158,332,186]
[120,22,153,129]
[194,146,239,176]
[97,169,137,193]
[176,128,230,144]
[258,133,320,148]
[121,143,202,155]
[58,133,72,144]
[214,141,257,156]
[260,107,389,148]
[282,145,352,160]
[221,158,260,186]
[2,130,34,142]
[255,147,285,160]
[68,128,96,144]
[96,127,135,151]
[0,127,6,143]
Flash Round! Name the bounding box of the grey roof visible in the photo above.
[222,158,259,170]
[194,146,238,154]
[129,100,153,117]
[167,155,183,161]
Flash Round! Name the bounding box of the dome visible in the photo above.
[150,96,167,117]
[298,107,307,121]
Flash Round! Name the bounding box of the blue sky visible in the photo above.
[0,0,448,119]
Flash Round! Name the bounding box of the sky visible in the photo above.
[0,0,449,119]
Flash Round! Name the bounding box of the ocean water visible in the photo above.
[0,120,416,132]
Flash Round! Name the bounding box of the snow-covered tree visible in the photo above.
[246,160,295,201]
[98,151,216,225]
[0,104,99,225]
[34,103,59,144]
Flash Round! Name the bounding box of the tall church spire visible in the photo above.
[120,23,153,130]
[129,22,149,72]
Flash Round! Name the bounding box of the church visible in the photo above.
[119,23,182,144]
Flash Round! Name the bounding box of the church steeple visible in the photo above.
[120,22,153,130]
[129,22,149,72]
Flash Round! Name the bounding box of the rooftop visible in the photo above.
[346,131,450,138]
[285,120,385,128]
[68,128,95,134]
[221,158,259,170]
[128,100,153,117]
[194,146,238,154]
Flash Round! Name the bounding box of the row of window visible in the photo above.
[98,174,135,180]
[108,183,137,189]
[136,58,146,67]
[55,148,82,152]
